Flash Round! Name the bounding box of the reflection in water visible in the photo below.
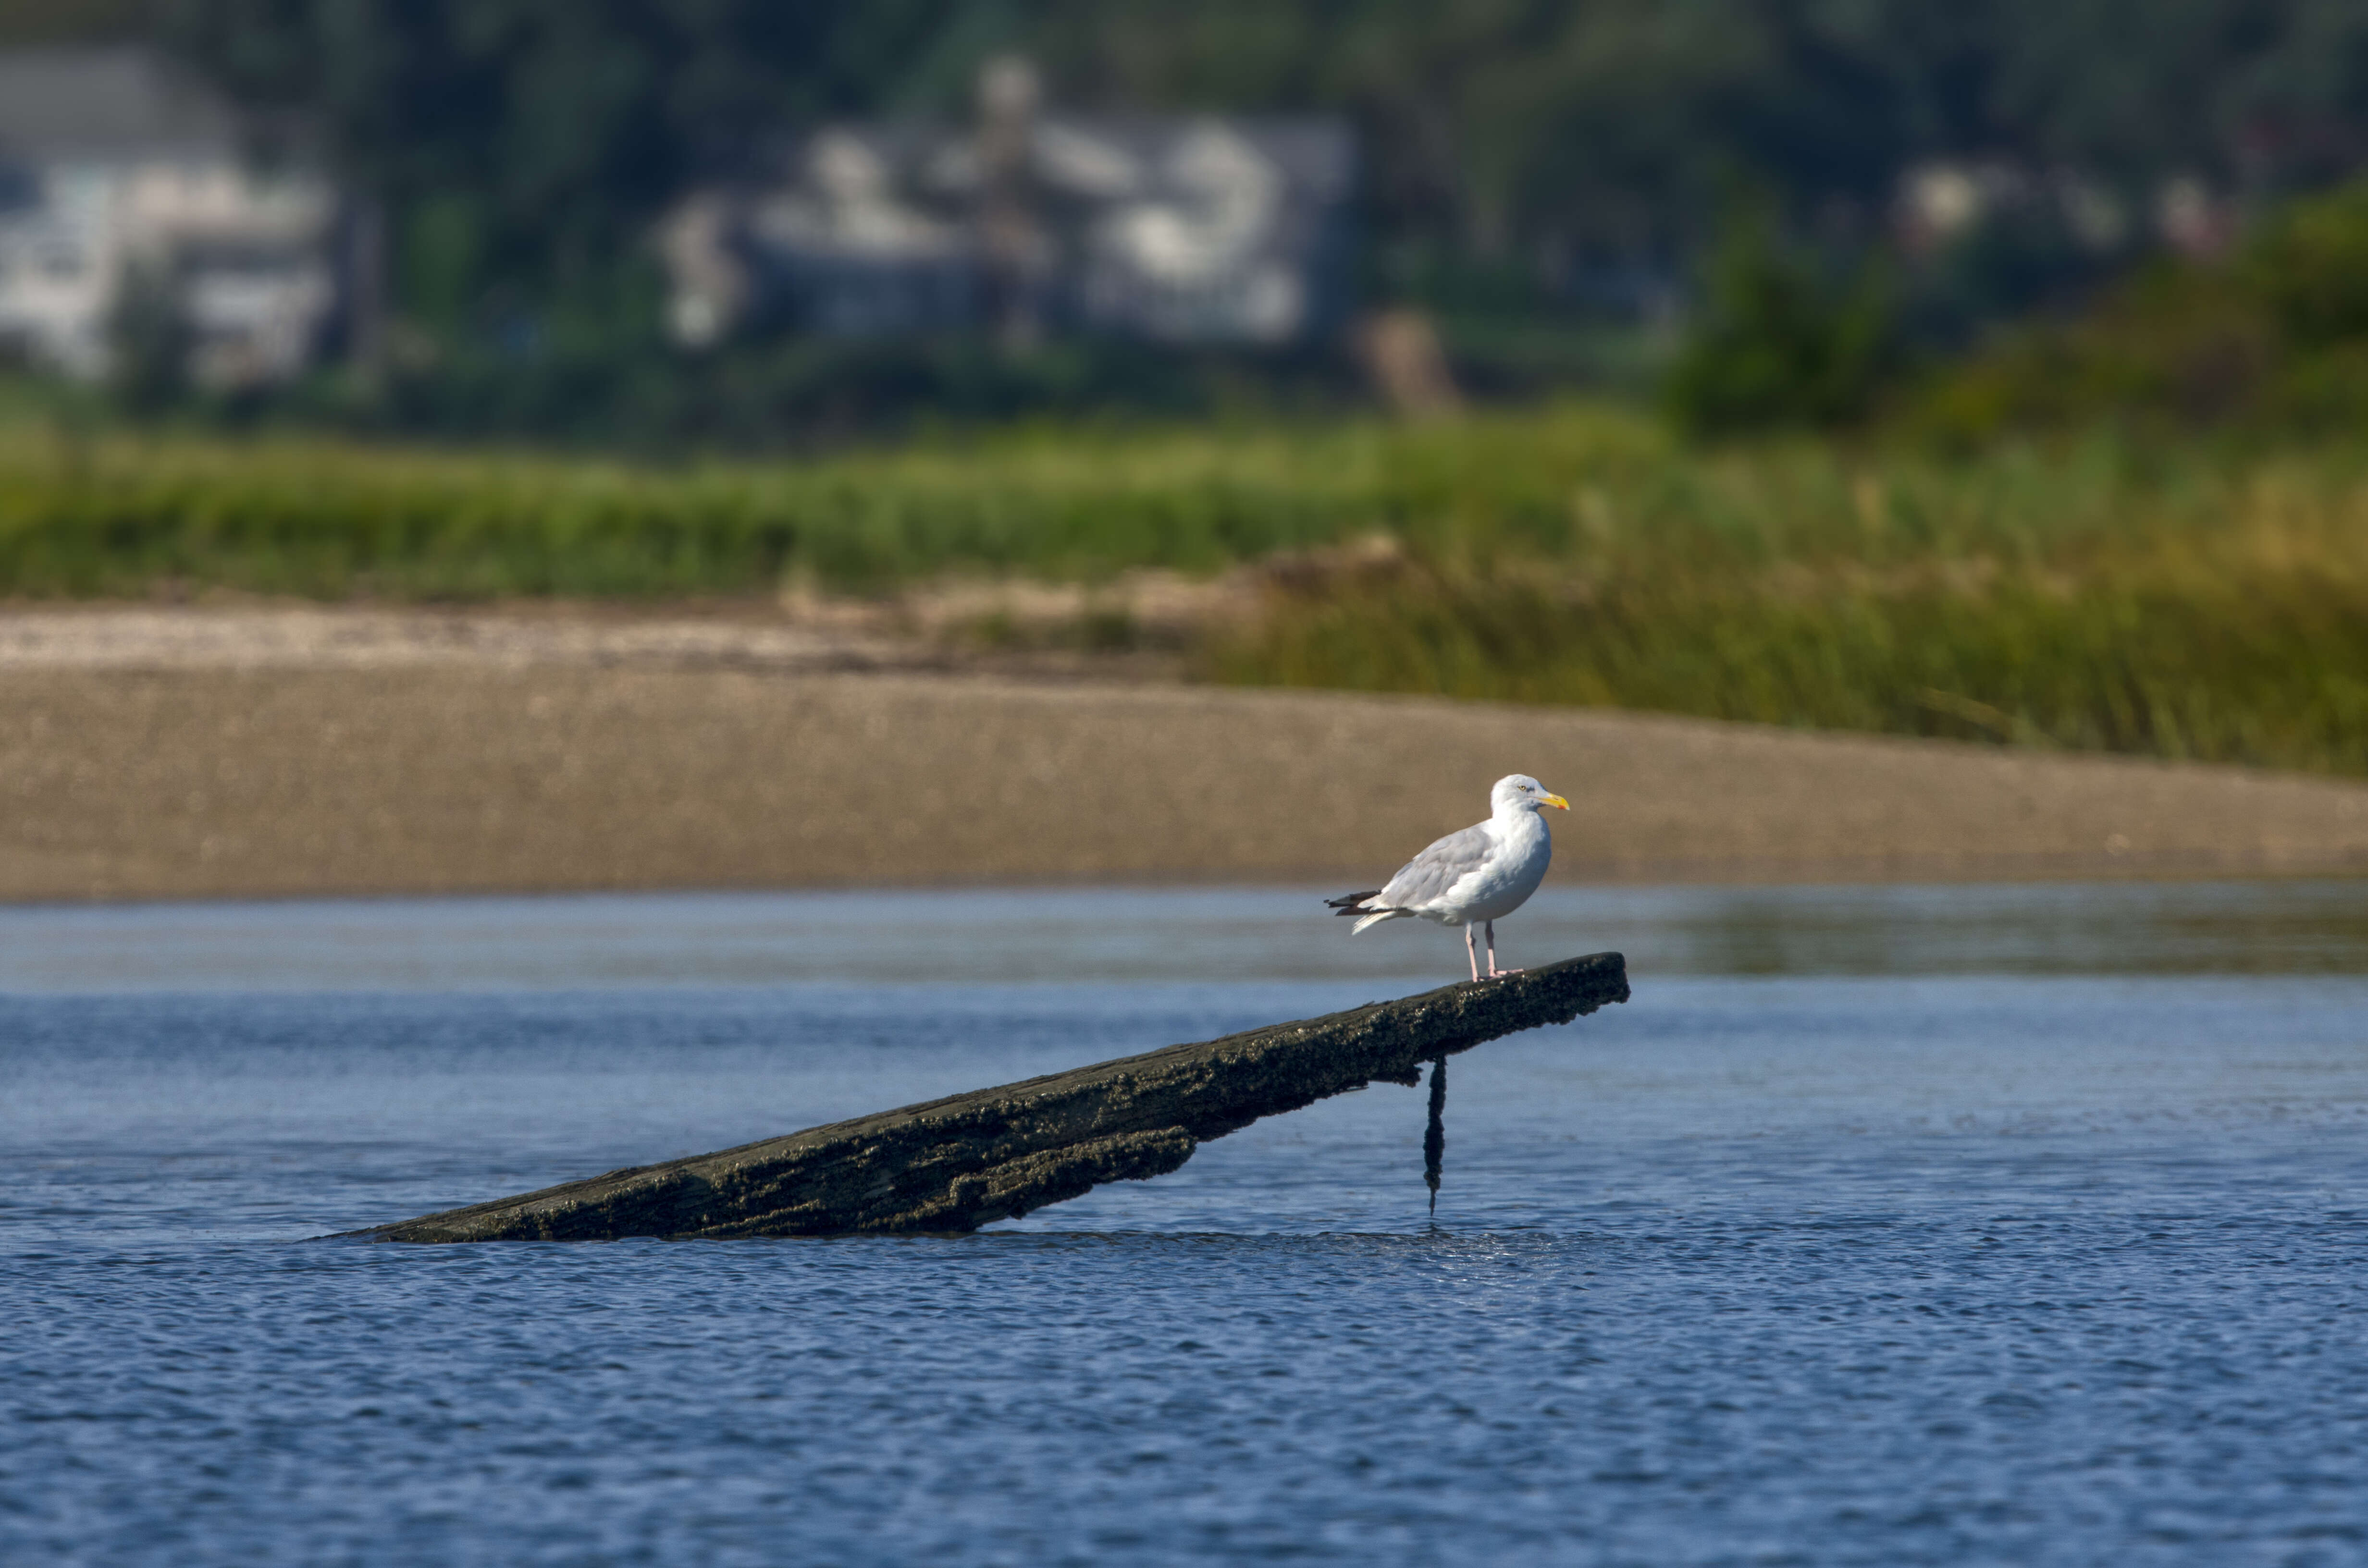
[1662,879,2368,976]
[4,878,2367,991]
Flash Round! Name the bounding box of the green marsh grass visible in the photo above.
[1211,425,2368,775]
[0,422,1389,598]
[4,407,2366,775]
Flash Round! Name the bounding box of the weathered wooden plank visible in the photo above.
[357,951,1629,1242]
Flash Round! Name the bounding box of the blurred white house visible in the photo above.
[0,47,345,387]
[660,60,1355,350]
[1895,159,2236,261]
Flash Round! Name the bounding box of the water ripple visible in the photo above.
[3,894,2367,1564]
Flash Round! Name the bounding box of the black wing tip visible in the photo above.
[1326,890,1382,916]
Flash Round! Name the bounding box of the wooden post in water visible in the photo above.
[351,953,1629,1242]
[1424,1057,1448,1215]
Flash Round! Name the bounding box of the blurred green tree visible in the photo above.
[1663,207,1899,434]
[159,0,973,354]
[106,259,193,416]
[0,0,2337,438]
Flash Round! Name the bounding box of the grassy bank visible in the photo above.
[5,407,2367,775]
[1204,425,2368,775]
[0,419,1405,598]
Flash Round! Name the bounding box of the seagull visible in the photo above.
[1326,774,1570,982]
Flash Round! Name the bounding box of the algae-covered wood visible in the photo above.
[358,952,1629,1242]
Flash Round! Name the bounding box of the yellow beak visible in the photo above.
[1541,794,1570,811]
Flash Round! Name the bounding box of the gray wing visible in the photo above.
[1376,823,1492,909]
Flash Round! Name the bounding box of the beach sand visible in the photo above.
[4,605,2365,901]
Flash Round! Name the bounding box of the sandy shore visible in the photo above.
[4,605,2366,901]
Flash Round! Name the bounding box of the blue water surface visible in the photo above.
[4,883,2367,1566]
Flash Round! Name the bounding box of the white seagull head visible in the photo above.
[1492,774,1571,816]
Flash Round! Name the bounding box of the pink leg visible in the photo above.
[1486,920,1523,979]
[1464,923,1481,982]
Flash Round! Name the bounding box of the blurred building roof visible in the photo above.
[0,47,243,163]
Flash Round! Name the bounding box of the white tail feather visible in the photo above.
[1351,907,1408,935]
